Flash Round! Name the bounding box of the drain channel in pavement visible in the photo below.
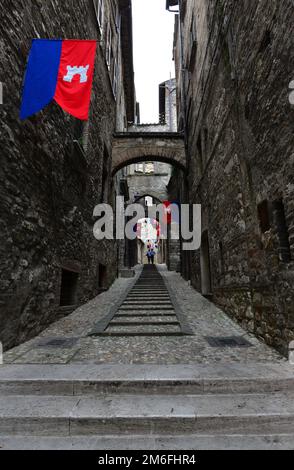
[89,265,193,337]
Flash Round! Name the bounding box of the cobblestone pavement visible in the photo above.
[4,266,285,365]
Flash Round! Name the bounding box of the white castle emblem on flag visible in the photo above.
[63,65,90,84]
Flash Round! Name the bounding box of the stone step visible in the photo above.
[113,315,178,323]
[104,324,182,334]
[0,364,293,396]
[0,392,293,436]
[109,320,180,327]
[130,290,168,294]
[127,294,170,298]
[115,310,177,318]
[130,288,168,292]
[122,301,173,304]
[136,280,165,283]
[126,297,170,301]
[136,280,165,282]
[121,304,174,308]
[131,285,167,288]
[0,434,293,450]
[118,306,175,311]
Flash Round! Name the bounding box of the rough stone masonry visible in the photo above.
[0,0,133,349]
[170,0,294,355]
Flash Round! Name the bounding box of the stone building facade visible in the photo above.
[128,78,177,133]
[168,0,294,354]
[0,0,135,349]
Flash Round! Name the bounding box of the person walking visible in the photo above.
[146,248,155,265]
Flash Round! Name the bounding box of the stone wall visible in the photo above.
[127,162,172,203]
[0,0,131,349]
[172,0,294,354]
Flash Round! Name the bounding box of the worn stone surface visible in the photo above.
[0,1,133,349]
[3,266,284,365]
[0,434,293,450]
[172,0,294,355]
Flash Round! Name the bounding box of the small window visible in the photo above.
[257,200,270,233]
[273,199,291,263]
[258,30,271,54]
[60,269,79,307]
[145,162,155,174]
[188,14,197,71]
[219,241,225,275]
[135,163,144,173]
[98,264,107,288]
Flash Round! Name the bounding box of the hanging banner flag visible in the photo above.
[163,200,172,225]
[20,39,97,121]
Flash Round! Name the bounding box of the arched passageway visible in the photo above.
[111,132,186,175]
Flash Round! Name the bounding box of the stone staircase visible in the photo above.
[0,363,293,449]
[90,265,192,337]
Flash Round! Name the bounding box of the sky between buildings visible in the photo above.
[132,0,175,124]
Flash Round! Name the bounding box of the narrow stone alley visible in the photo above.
[0,0,294,453]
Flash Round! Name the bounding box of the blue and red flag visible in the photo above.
[20,39,97,121]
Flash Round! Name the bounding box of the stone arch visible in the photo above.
[112,133,186,175]
[134,192,164,204]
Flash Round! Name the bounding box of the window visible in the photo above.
[219,242,225,275]
[145,162,155,174]
[60,269,79,306]
[135,163,144,173]
[188,14,197,71]
[257,200,270,233]
[273,199,291,263]
[98,264,107,288]
[94,0,104,31]
[258,30,272,54]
